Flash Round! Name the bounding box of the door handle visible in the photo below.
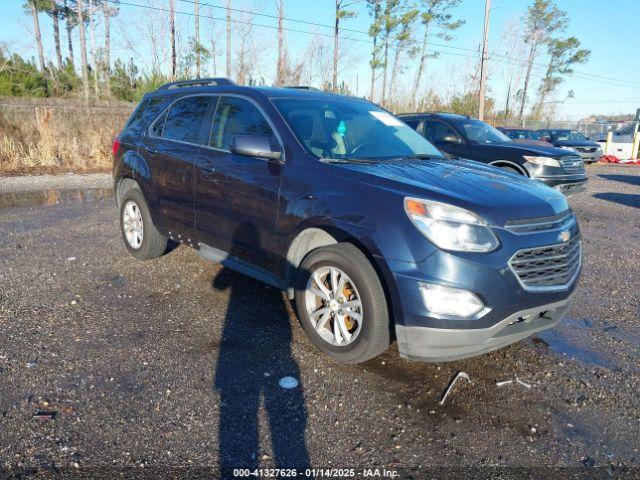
[144,146,158,155]
[200,160,216,173]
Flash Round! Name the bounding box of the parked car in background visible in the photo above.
[496,127,552,146]
[399,113,587,196]
[112,79,582,364]
[537,129,603,163]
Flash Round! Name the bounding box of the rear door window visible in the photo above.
[423,120,459,142]
[157,95,212,144]
[210,96,278,151]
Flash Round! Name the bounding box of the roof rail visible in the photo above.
[285,85,321,91]
[157,78,236,90]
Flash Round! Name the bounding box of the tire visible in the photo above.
[294,243,390,364]
[118,185,168,260]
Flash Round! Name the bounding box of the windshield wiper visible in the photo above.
[319,157,378,164]
[405,154,446,160]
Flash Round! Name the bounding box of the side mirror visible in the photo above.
[440,135,461,144]
[585,136,591,140]
[230,135,282,161]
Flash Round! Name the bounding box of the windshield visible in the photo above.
[460,119,511,144]
[551,130,587,142]
[505,129,541,140]
[272,98,444,161]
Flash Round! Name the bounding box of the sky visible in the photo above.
[1,0,639,119]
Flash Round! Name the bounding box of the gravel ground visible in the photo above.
[0,165,639,478]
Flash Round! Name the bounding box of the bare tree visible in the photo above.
[411,0,464,110]
[63,0,75,67]
[226,0,231,78]
[333,0,357,91]
[76,0,90,103]
[275,0,285,86]
[367,0,383,101]
[194,0,200,78]
[380,0,401,106]
[48,1,64,69]
[169,0,176,79]
[388,8,418,102]
[24,0,47,72]
[88,0,100,96]
[103,0,118,97]
[518,0,567,121]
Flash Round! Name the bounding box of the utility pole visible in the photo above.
[478,0,490,121]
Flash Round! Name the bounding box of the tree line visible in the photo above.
[4,0,589,122]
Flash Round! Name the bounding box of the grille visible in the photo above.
[505,210,575,234]
[575,147,597,153]
[560,156,585,173]
[509,235,581,290]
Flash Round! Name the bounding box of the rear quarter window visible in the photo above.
[124,96,167,135]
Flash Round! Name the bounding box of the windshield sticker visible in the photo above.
[337,120,347,136]
[370,111,403,127]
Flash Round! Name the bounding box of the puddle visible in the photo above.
[531,318,615,370]
[0,188,113,209]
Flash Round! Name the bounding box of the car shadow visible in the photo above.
[598,173,640,187]
[593,192,640,209]
[212,224,310,477]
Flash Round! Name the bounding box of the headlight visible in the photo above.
[559,146,577,153]
[419,283,485,317]
[523,155,561,167]
[404,198,499,252]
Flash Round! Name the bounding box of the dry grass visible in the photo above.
[0,97,134,175]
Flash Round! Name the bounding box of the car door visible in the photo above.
[144,94,213,240]
[195,95,284,273]
[422,119,471,158]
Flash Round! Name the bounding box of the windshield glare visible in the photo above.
[551,130,587,142]
[273,98,444,160]
[461,120,511,144]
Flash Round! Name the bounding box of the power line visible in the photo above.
[117,0,640,91]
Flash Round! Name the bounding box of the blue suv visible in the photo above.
[112,78,581,363]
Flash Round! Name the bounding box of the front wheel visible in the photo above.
[294,243,390,364]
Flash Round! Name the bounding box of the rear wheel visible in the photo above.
[119,186,168,260]
[295,243,390,364]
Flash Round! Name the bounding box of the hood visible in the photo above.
[330,158,568,226]
[511,138,553,147]
[552,139,601,148]
[470,141,574,158]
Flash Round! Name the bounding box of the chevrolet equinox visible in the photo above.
[112,78,582,364]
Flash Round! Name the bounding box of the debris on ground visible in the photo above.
[496,377,533,389]
[278,376,299,389]
[32,411,57,421]
[439,371,472,406]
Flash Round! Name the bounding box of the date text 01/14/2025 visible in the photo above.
[231,468,399,477]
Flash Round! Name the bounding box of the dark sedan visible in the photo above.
[496,127,552,147]
[399,113,587,196]
[537,129,603,163]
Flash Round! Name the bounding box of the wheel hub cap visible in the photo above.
[304,266,363,347]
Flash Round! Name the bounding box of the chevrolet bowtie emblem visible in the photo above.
[559,230,571,243]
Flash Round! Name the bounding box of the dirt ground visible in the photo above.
[0,164,638,478]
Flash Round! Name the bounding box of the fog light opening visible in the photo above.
[419,283,484,317]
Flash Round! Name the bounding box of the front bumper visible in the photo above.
[525,162,587,197]
[383,222,581,362]
[575,150,603,162]
[396,296,572,362]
